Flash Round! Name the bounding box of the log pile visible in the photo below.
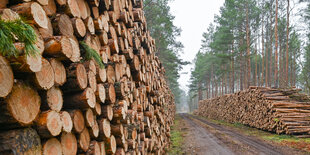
[195,86,310,136]
[0,0,175,154]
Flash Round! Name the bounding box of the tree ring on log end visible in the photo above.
[43,138,62,155]
[76,64,88,89]
[61,132,77,155]
[46,110,62,136]
[31,2,48,29]
[0,56,13,97]
[35,58,55,90]
[6,81,40,125]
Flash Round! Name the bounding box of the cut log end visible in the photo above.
[6,81,41,125]
[61,132,77,155]
[43,138,62,155]
[70,110,85,133]
[79,128,90,152]
[46,87,63,112]
[77,63,88,89]
[50,58,66,86]
[60,111,73,133]
[0,55,13,98]
[31,2,49,28]
[35,58,55,90]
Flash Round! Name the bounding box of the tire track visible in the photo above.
[185,114,283,155]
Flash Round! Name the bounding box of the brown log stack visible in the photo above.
[195,86,310,137]
[0,0,175,154]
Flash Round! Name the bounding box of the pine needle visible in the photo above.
[80,41,105,69]
[0,17,39,57]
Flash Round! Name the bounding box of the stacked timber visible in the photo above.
[195,86,310,137]
[0,0,175,154]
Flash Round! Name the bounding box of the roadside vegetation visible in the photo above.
[168,115,185,155]
[201,116,310,153]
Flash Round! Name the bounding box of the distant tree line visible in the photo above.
[189,0,310,111]
[143,0,188,104]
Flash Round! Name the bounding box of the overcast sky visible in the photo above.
[169,0,225,92]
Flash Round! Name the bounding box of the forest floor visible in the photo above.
[169,113,310,155]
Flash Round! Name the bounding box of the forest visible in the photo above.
[187,0,310,111]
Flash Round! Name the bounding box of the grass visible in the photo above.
[200,116,310,152]
[168,115,185,155]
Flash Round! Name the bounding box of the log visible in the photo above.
[99,31,109,46]
[33,58,55,90]
[77,0,89,19]
[43,138,62,155]
[11,2,48,28]
[99,142,106,155]
[84,17,95,35]
[62,63,88,92]
[94,102,102,116]
[104,135,116,154]
[50,58,67,86]
[40,86,63,112]
[106,65,116,84]
[85,108,95,127]
[0,55,13,98]
[44,36,73,60]
[98,118,111,138]
[101,105,113,121]
[60,111,73,133]
[72,18,87,38]
[52,14,74,38]
[36,110,63,138]
[88,71,98,92]
[10,52,43,73]
[61,132,78,155]
[87,141,101,155]
[96,83,106,103]
[96,67,107,83]
[38,13,54,39]
[43,0,57,16]
[1,81,41,126]
[68,37,81,62]
[105,84,116,104]
[61,0,81,18]
[0,128,41,155]
[63,87,96,109]
[78,128,90,152]
[90,120,100,138]
[69,109,85,133]
[111,124,123,136]
[84,60,97,74]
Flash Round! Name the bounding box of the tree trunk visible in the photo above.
[275,0,279,87]
[246,2,251,88]
[286,0,290,86]
[198,82,202,101]
[261,15,265,86]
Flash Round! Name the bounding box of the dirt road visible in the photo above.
[179,113,305,155]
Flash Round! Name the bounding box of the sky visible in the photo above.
[169,0,225,93]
